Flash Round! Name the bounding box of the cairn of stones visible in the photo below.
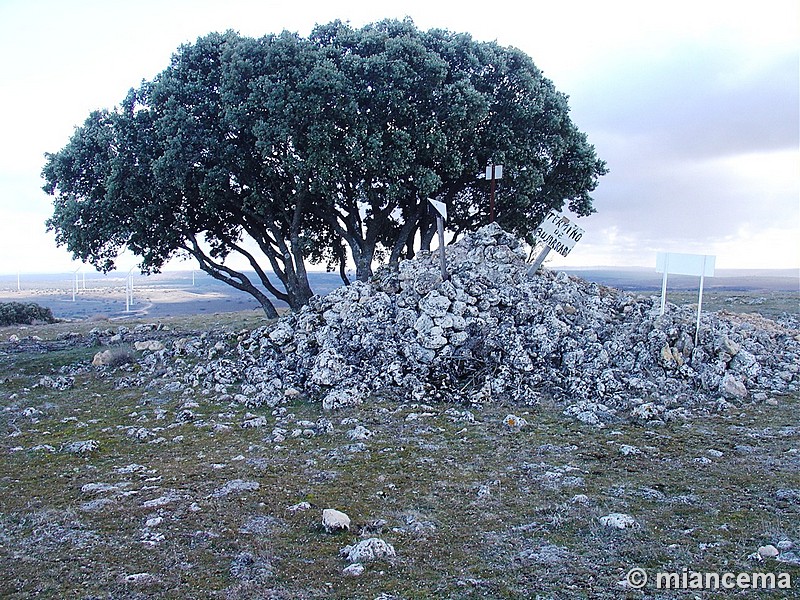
[194,224,798,426]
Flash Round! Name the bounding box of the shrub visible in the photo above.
[0,302,57,326]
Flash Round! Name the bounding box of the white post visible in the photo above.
[436,215,448,281]
[659,254,670,316]
[192,268,196,286]
[527,245,551,275]
[125,268,134,312]
[17,271,20,292]
[694,256,707,345]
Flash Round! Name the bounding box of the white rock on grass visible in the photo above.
[758,544,780,559]
[61,440,99,454]
[342,562,365,576]
[599,513,637,530]
[286,501,311,513]
[619,444,641,456]
[134,340,164,352]
[340,537,396,563]
[80,482,119,495]
[122,572,158,585]
[347,425,373,440]
[322,508,351,533]
[145,516,164,528]
[502,414,527,430]
[211,480,260,498]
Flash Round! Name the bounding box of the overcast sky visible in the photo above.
[0,0,797,275]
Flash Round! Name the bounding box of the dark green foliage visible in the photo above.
[43,19,607,315]
[0,302,57,326]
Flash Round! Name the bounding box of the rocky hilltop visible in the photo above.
[200,224,798,426]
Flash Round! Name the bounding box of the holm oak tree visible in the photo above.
[44,19,607,315]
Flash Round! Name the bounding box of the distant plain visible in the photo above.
[0,266,797,322]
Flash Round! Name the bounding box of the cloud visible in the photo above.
[569,46,798,159]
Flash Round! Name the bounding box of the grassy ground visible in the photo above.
[1,303,798,599]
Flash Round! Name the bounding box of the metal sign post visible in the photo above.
[428,198,449,281]
[528,210,585,275]
[655,252,716,344]
[485,164,503,223]
[125,267,135,312]
[72,267,80,302]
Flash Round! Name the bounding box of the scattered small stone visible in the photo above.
[116,463,147,474]
[145,516,164,528]
[502,414,527,430]
[287,501,311,513]
[230,551,273,582]
[758,544,780,559]
[322,508,351,533]
[123,572,157,585]
[619,444,641,456]
[211,479,260,498]
[342,562,365,576]
[340,537,396,563]
[142,494,180,509]
[80,482,119,495]
[347,425,373,440]
[61,440,99,454]
[134,340,164,352]
[80,498,116,512]
[30,444,56,453]
[241,415,269,428]
[599,513,637,530]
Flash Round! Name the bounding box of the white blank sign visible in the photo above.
[656,252,715,277]
[485,165,503,180]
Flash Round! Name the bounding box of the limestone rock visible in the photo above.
[342,562,365,576]
[340,537,396,563]
[322,508,351,533]
[720,373,748,399]
[134,340,164,352]
[502,414,527,430]
[758,544,779,559]
[599,513,637,530]
[92,350,114,366]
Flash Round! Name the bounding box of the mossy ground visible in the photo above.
[1,306,798,599]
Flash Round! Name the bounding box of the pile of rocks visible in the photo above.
[217,224,798,424]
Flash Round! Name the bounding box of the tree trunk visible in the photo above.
[185,240,280,318]
[354,245,374,282]
[420,221,436,252]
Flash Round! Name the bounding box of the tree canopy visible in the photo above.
[43,19,607,316]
